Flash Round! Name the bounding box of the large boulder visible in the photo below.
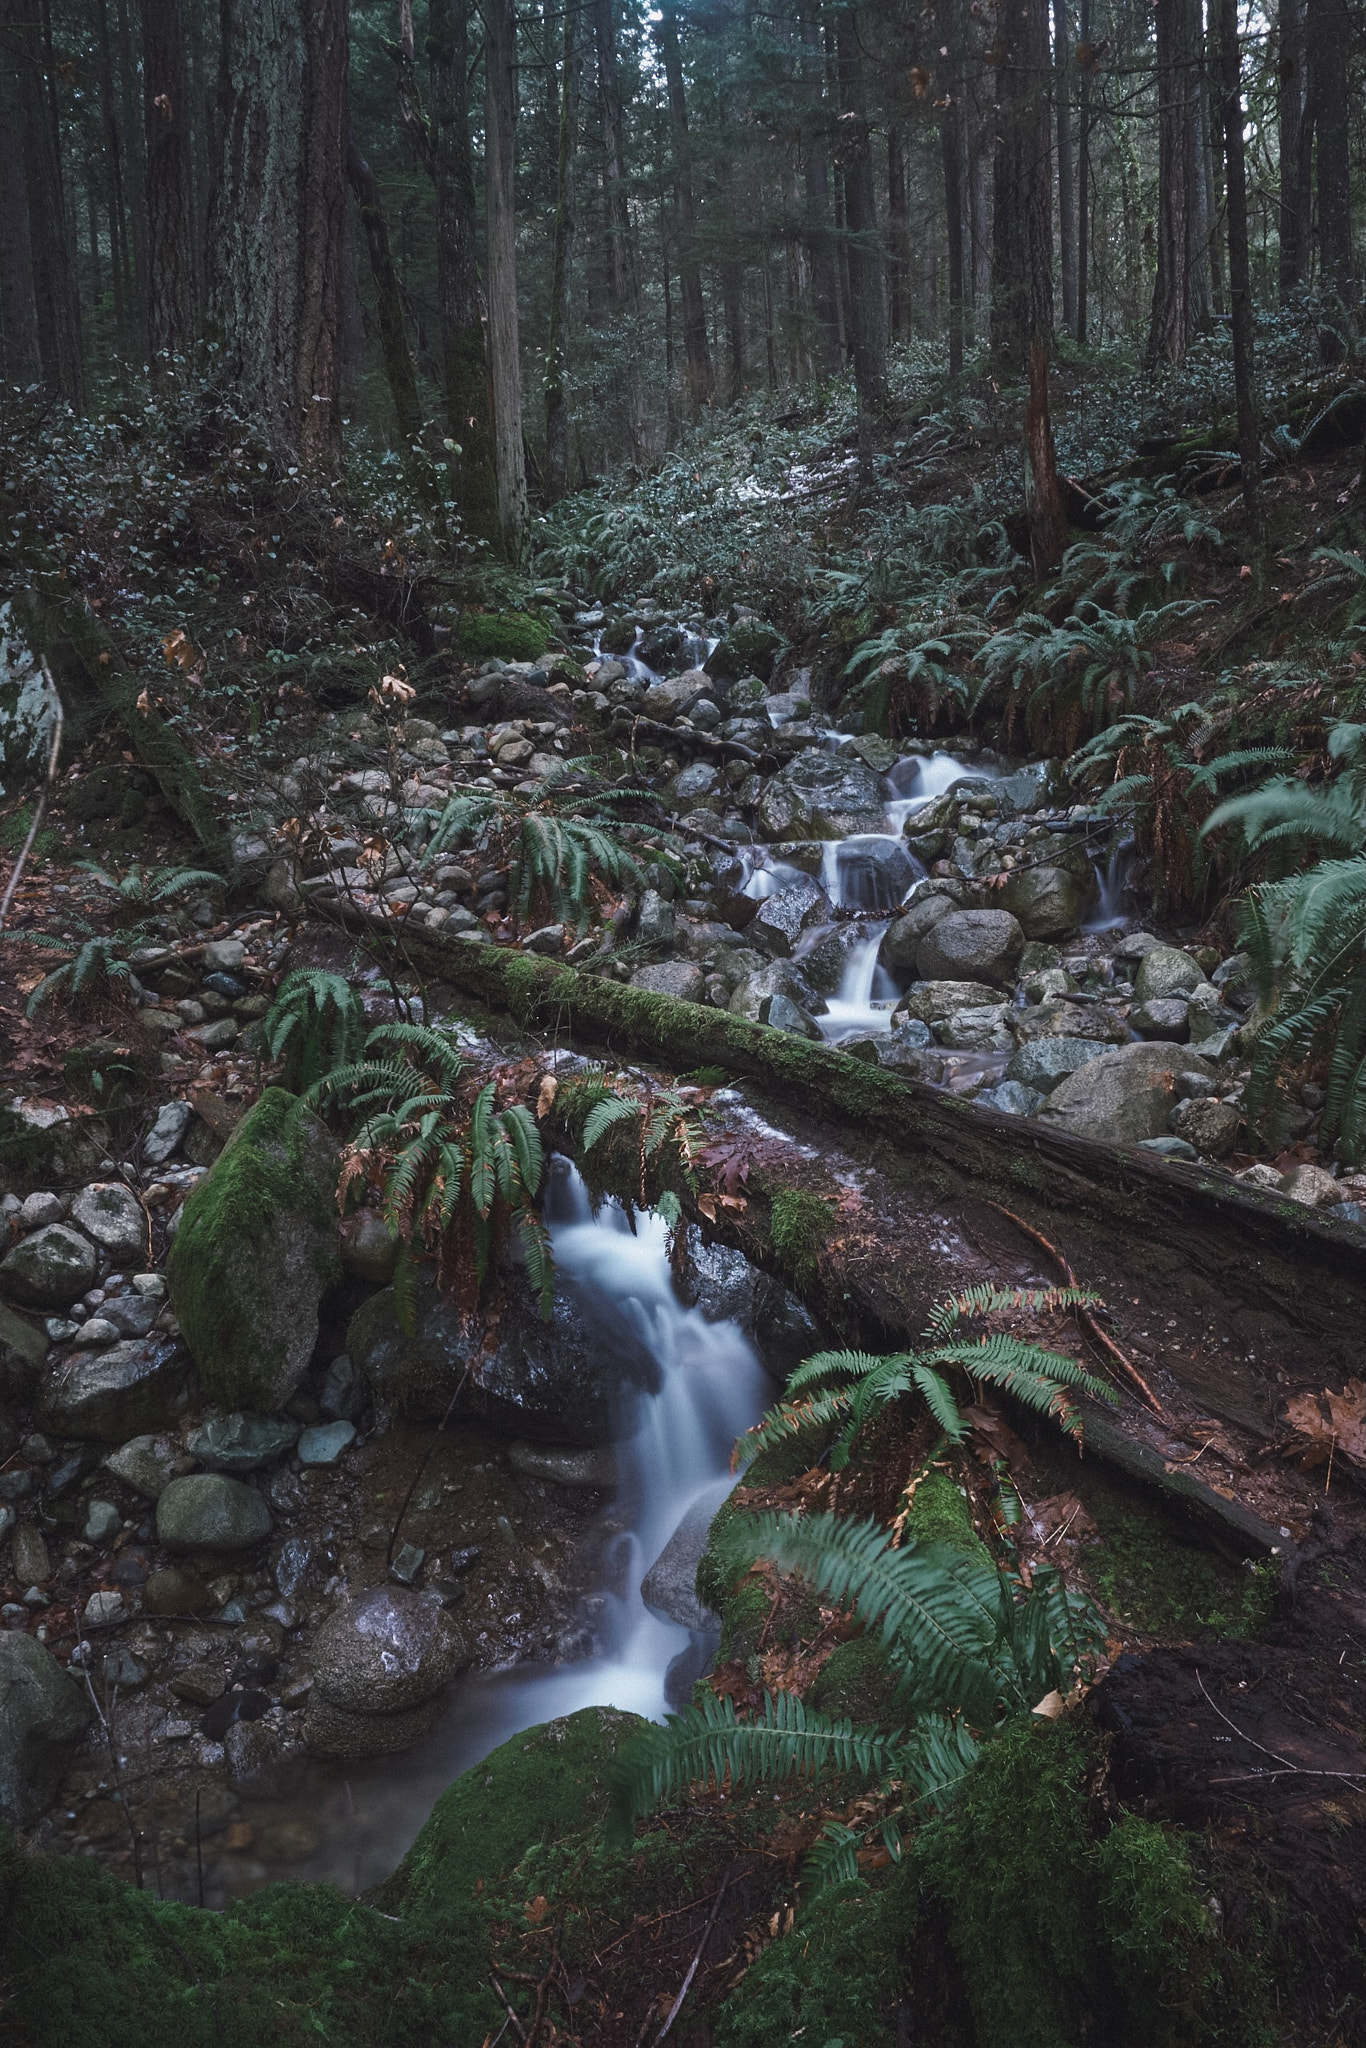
[641,667,712,723]
[728,959,820,1024]
[936,1004,1014,1052]
[916,909,1024,989]
[348,1266,661,1442]
[68,1183,146,1263]
[748,874,830,957]
[628,961,706,1003]
[167,1088,341,1412]
[1011,999,1129,1046]
[0,1301,47,1401]
[683,1238,822,1382]
[641,1491,724,1632]
[1039,1044,1214,1144]
[37,1336,185,1442]
[757,753,886,841]
[1133,944,1203,1003]
[0,1224,97,1308]
[995,865,1091,939]
[312,1586,465,1715]
[832,837,917,912]
[878,891,959,974]
[705,617,782,683]
[156,1473,272,1551]
[898,979,1003,1024]
[0,1632,91,1825]
[1005,1037,1108,1095]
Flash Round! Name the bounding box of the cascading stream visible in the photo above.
[291,1162,771,1894]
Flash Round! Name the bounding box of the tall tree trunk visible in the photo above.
[657,1,713,411]
[1277,0,1311,297]
[14,0,84,404]
[0,0,41,384]
[346,130,422,449]
[1025,339,1067,572]
[990,0,1053,377]
[592,0,637,318]
[210,0,347,461]
[1054,0,1076,335]
[1075,0,1090,341]
[834,1,888,460]
[427,0,500,549]
[887,121,910,343]
[141,0,195,375]
[484,0,527,557]
[799,6,841,375]
[1307,0,1355,356]
[940,91,966,376]
[544,0,577,501]
[113,0,147,348]
[1146,0,1212,365]
[94,0,132,351]
[1213,0,1262,543]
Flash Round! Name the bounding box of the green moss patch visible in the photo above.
[453,611,552,663]
[768,1187,832,1286]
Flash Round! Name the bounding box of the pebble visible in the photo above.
[71,1318,120,1348]
[389,1543,425,1587]
[296,1420,357,1466]
[82,1500,122,1544]
[18,1193,64,1230]
[82,1590,126,1628]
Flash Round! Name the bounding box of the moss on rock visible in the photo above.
[166,1088,340,1412]
[453,611,551,663]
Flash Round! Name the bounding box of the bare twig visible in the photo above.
[387,1366,469,1566]
[489,1973,529,2045]
[1196,1671,1366,1788]
[986,1200,1166,1416]
[648,1867,732,2045]
[0,668,62,937]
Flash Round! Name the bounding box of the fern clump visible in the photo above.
[310,1022,553,1321]
[978,598,1206,751]
[262,968,366,1093]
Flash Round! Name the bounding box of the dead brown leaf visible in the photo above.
[1284,1380,1366,1471]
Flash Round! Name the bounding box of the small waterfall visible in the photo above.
[1085,836,1136,932]
[816,925,895,1042]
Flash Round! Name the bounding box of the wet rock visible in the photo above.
[167,1088,341,1413]
[157,1475,272,1552]
[508,1441,617,1489]
[642,668,711,722]
[728,958,820,1024]
[71,1316,120,1348]
[1005,1037,1108,1093]
[319,1353,364,1421]
[636,888,676,948]
[348,1265,660,1442]
[937,1004,1015,1052]
[37,1337,185,1443]
[389,1542,425,1587]
[706,618,782,683]
[684,1238,821,1381]
[799,924,863,995]
[0,1302,46,1401]
[0,1224,98,1308]
[302,1689,444,1759]
[641,1494,720,1632]
[748,874,829,958]
[297,1419,356,1465]
[629,961,706,1002]
[765,992,823,1039]
[834,836,916,912]
[1132,944,1203,1003]
[224,1717,307,1798]
[0,1633,91,1824]
[340,1210,399,1284]
[757,753,886,841]
[68,1183,146,1262]
[82,1500,121,1544]
[1040,1044,1214,1144]
[104,1433,185,1498]
[1130,997,1190,1042]
[100,1294,161,1339]
[188,1412,300,1473]
[996,865,1091,939]
[898,979,1003,1023]
[11,1525,49,1584]
[273,1536,316,1598]
[142,1567,214,1616]
[143,1100,192,1164]
[1011,1000,1128,1047]
[1282,1163,1343,1209]
[877,890,962,973]
[1169,1095,1240,1158]
[978,1079,1045,1117]
[916,909,1024,989]
[311,1585,465,1715]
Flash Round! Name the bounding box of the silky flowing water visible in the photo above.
[286,1162,772,1895]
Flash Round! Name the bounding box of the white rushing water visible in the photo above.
[292,1163,771,1894]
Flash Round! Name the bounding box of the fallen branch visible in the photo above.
[985,1200,1165,1416]
[0,671,62,937]
[640,1869,732,2048]
[1196,1670,1366,1789]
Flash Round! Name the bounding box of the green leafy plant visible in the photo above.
[418,763,667,933]
[261,968,366,1093]
[978,599,1205,750]
[310,1022,553,1320]
[20,930,145,1016]
[77,861,221,907]
[740,1284,1116,1471]
[581,1082,704,1205]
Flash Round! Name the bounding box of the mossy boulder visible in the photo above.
[167,1088,340,1412]
[453,611,551,663]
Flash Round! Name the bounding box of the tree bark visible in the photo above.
[657,1,713,412]
[13,0,84,405]
[1307,0,1355,356]
[426,0,501,549]
[1213,0,1262,544]
[114,0,148,349]
[1276,0,1312,299]
[1025,338,1067,572]
[210,0,347,461]
[887,121,910,344]
[798,5,841,376]
[1146,0,1212,366]
[940,93,966,376]
[141,0,196,375]
[0,0,41,385]
[94,0,132,353]
[1054,0,1076,336]
[833,2,888,459]
[544,0,577,501]
[1075,0,1090,341]
[989,0,1053,378]
[484,0,528,558]
[345,130,423,450]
